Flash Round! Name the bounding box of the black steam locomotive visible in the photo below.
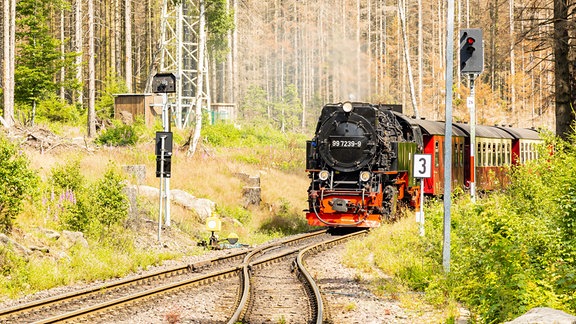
[305,102,420,227]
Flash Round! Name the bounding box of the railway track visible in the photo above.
[0,228,367,323]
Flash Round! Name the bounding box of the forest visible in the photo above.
[1,0,575,137]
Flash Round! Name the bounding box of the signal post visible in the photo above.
[459,29,484,201]
[152,73,176,241]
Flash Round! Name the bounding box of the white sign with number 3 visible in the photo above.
[413,154,432,179]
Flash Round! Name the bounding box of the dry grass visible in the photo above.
[24,129,310,246]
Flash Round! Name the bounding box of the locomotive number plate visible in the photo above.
[331,139,362,148]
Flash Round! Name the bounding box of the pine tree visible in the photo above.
[14,0,66,124]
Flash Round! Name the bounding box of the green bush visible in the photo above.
[92,165,128,228]
[36,93,81,123]
[416,134,576,322]
[49,160,128,236]
[359,133,576,323]
[49,159,84,192]
[95,120,139,146]
[0,136,39,233]
[47,160,91,232]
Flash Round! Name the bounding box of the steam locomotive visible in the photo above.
[305,102,542,228]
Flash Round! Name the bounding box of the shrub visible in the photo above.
[35,93,81,123]
[95,120,139,146]
[92,165,129,228]
[418,134,576,322]
[46,159,91,232]
[0,136,39,233]
[49,159,84,192]
[50,160,128,236]
[359,134,576,323]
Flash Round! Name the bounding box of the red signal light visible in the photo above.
[467,37,475,45]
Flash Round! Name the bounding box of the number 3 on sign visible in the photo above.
[413,154,432,178]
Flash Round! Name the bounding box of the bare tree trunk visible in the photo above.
[188,0,206,156]
[398,0,419,118]
[88,0,97,137]
[75,0,83,105]
[3,0,11,127]
[2,0,15,128]
[232,0,238,113]
[509,0,516,118]
[554,0,573,139]
[418,0,423,112]
[60,9,66,100]
[489,0,498,91]
[111,0,118,76]
[125,0,133,92]
[356,0,361,98]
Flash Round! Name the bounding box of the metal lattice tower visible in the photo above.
[159,0,210,129]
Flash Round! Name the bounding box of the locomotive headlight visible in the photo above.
[318,170,330,181]
[342,102,353,113]
[360,171,371,182]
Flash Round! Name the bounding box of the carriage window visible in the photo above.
[486,143,490,166]
[522,143,527,163]
[491,142,495,166]
[435,141,439,167]
[477,142,482,167]
[506,143,511,164]
[460,143,464,166]
[493,142,497,166]
[496,143,500,166]
[482,142,487,166]
[488,143,493,166]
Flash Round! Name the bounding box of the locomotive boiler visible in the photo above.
[305,102,421,228]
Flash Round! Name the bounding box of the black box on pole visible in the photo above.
[156,156,172,178]
[155,131,173,178]
[155,132,173,156]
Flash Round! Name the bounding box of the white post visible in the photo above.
[162,93,171,227]
[158,136,165,242]
[413,154,431,237]
[469,75,476,202]
[419,179,425,236]
[443,0,455,273]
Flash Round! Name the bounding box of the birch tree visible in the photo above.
[188,0,207,156]
[2,0,15,128]
[398,0,419,117]
[125,0,133,92]
[74,0,83,105]
[87,0,96,137]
